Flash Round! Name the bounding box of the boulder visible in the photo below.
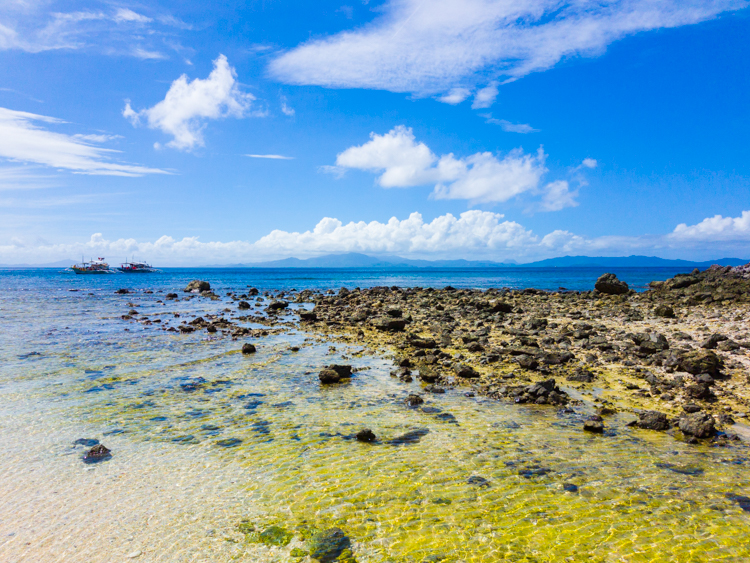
[184,280,210,293]
[679,411,716,438]
[700,333,728,350]
[267,300,289,310]
[678,350,722,376]
[238,301,250,310]
[454,364,480,378]
[328,364,353,377]
[241,343,256,354]
[637,410,670,431]
[319,369,341,384]
[584,419,604,433]
[595,273,629,295]
[654,304,676,318]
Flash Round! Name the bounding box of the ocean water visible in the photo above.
[1,267,749,562]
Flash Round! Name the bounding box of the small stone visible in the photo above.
[405,394,424,407]
[583,420,604,433]
[241,343,256,354]
[126,550,142,559]
[83,444,111,462]
[356,428,376,442]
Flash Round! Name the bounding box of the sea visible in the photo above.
[1,266,748,562]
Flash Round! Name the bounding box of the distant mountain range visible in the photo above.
[216,253,748,269]
[0,259,76,268]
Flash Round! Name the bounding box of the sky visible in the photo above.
[0,0,749,265]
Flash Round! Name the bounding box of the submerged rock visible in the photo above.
[405,394,424,407]
[308,528,351,562]
[241,343,256,354]
[319,369,341,384]
[83,444,111,463]
[583,418,604,433]
[356,428,376,442]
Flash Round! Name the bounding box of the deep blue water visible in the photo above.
[0,266,696,293]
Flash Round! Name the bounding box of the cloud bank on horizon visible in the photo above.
[270,0,748,103]
[3,209,750,266]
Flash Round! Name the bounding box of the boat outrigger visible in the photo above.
[119,259,157,273]
[71,257,113,274]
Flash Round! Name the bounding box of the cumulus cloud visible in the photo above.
[334,125,553,204]
[670,210,750,241]
[581,158,597,169]
[123,55,256,150]
[269,0,748,98]
[539,180,578,212]
[4,209,750,265]
[472,83,499,109]
[0,107,167,177]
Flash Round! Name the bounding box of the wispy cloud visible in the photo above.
[481,114,538,133]
[270,0,749,99]
[246,154,294,160]
[124,55,256,151]
[0,107,167,177]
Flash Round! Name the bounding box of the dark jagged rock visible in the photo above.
[328,364,352,377]
[319,369,341,384]
[700,333,728,350]
[637,410,670,431]
[356,428,376,442]
[454,364,480,378]
[83,444,111,463]
[115,288,129,294]
[409,336,437,349]
[268,300,289,310]
[166,293,178,300]
[184,280,210,293]
[595,273,629,295]
[567,368,595,382]
[238,301,250,310]
[584,419,604,433]
[678,350,722,376]
[372,317,406,332]
[300,311,317,321]
[241,343,256,354]
[679,411,716,438]
[405,393,424,407]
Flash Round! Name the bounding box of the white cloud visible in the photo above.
[438,88,471,105]
[581,158,597,169]
[539,180,578,212]
[0,107,167,177]
[334,125,550,204]
[4,209,749,265]
[123,55,256,151]
[114,9,152,24]
[670,211,750,241]
[482,115,538,133]
[246,154,294,160]
[132,47,167,60]
[269,0,748,98]
[472,83,499,109]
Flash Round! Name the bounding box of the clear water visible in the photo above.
[1,268,749,562]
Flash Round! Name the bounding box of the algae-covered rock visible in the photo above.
[679,412,716,438]
[290,547,309,558]
[637,411,670,431]
[308,528,351,562]
[251,525,293,547]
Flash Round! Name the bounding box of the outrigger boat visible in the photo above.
[119,259,157,273]
[71,257,113,274]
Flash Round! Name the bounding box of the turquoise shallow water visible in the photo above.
[1,268,749,562]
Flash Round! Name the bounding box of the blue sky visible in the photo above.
[0,0,749,264]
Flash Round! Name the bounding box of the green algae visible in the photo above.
[247,525,294,547]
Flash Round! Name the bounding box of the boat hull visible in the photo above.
[73,269,112,274]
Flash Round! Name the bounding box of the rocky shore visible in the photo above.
[119,263,750,445]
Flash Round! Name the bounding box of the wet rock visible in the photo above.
[238,301,250,310]
[268,300,289,310]
[115,288,129,294]
[328,364,353,378]
[595,273,629,295]
[356,428,376,442]
[83,444,111,463]
[418,366,439,383]
[684,383,712,400]
[300,311,317,321]
[563,483,579,493]
[584,419,604,433]
[424,385,445,394]
[165,293,178,300]
[255,526,293,547]
[516,355,538,370]
[678,350,722,376]
[242,343,257,354]
[216,438,242,448]
[308,528,351,563]
[73,438,99,447]
[184,280,210,293]
[679,411,716,438]
[319,369,341,384]
[454,364,480,378]
[654,304,676,318]
[410,336,437,349]
[637,411,670,431]
[405,394,424,407]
